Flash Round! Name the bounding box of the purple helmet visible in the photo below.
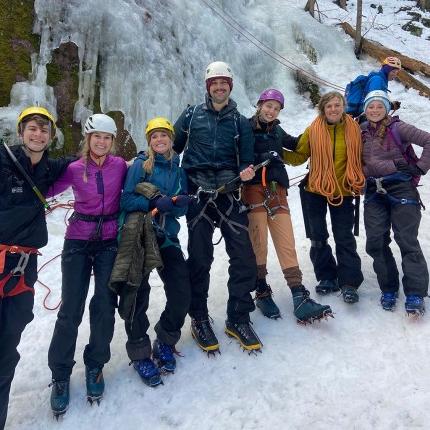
[257,88,284,109]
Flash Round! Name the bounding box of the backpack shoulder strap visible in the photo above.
[183,103,200,134]
[232,111,242,169]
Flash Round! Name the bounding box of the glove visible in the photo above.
[155,196,175,213]
[395,159,423,176]
[148,195,161,210]
[391,101,401,111]
[173,194,193,208]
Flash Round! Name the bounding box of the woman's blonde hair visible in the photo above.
[317,91,346,117]
[80,133,116,182]
[143,130,175,174]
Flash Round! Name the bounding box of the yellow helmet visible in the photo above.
[17,106,56,135]
[145,117,174,142]
[382,57,401,69]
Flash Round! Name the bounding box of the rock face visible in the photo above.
[0,3,137,158]
[0,0,39,106]
[47,42,82,157]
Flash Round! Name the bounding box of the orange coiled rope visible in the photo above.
[307,114,365,206]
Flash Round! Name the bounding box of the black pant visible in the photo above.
[125,241,191,361]
[364,182,428,296]
[186,193,257,323]
[301,190,363,288]
[48,239,118,381]
[0,254,37,430]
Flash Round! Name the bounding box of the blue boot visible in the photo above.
[380,292,397,311]
[85,366,104,404]
[255,279,281,319]
[133,358,162,387]
[152,339,176,373]
[50,379,70,418]
[315,279,339,295]
[405,295,425,316]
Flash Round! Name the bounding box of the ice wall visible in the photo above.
[0,0,369,148]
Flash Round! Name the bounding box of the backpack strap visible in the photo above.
[182,104,200,153]
[387,121,418,164]
[232,111,241,170]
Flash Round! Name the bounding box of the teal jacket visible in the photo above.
[121,152,188,240]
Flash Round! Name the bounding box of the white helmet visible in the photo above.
[205,61,233,81]
[84,114,117,137]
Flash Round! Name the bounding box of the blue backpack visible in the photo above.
[345,75,369,116]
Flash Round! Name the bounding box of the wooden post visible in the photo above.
[354,0,363,56]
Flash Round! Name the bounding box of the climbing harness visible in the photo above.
[0,244,40,298]
[364,173,422,207]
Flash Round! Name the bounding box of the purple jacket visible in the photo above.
[361,117,430,178]
[48,155,127,240]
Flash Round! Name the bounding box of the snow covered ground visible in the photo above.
[5,0,430,429]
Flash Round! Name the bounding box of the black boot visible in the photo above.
[224,320,262,351]
[315,279,339,295]
[190,318,220,353]
[292,286,333,323]
[341,285,359,304]
[255,279,281,319]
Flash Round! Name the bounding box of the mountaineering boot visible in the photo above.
[405,295,425,316]
[190,318,220,353]
[85,366,104,404]
[224,320,262,351]
[153,339,176,373]
[50,379,70,418]
[315,279,339,295]
[255,279,281,319]
[133,358,162,387]
[291,286,333,323]
[341,285,359,304]
[380,292,397,311]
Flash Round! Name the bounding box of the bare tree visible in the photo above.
[417,0,430,11]
[336,0,347,9]
[305,0,316,18]
[354,0,363,56]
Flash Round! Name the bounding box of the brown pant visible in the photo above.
[243,184,299,271]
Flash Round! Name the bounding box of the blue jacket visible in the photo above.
[121,152,188,239]
[361,70,389,110]
[173,95,254,177]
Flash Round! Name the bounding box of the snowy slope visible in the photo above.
[5,1,430,429]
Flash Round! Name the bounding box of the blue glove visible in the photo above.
[174,195,193,208]
[156,196,175,213]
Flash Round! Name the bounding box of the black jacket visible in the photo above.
[0,145,71,248]
[173,95,254,189]
[249,116,299,189]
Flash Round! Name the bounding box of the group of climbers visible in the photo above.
[1,55,429,427]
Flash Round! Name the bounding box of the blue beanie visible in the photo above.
[364,90,391,113]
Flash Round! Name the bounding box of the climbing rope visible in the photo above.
[34,198,74,310]
[201,0,345,92]
[307,115,365,206]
